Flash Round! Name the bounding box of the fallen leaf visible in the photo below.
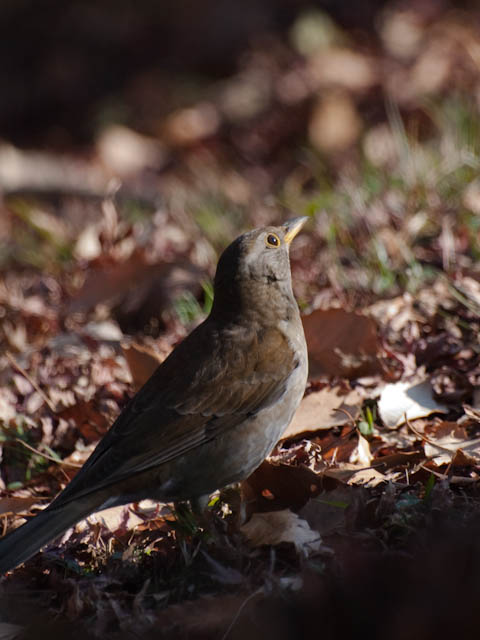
[302,308,382,378]
[423,421,480,465]
[241,510,322,555]
[242,460,322,515]
[349,432,373,466]
[69,251,202,332]
[0,496,42,516]
[283,385,363,439]
[59,399,110,443]
[121,342,164,390]
[378,380,448,428]
[323,464,387,487]
[75,505,144,536]
[346,467,387,487]
[451,448,480,467]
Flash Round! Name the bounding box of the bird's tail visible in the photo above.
[0,495,105,574]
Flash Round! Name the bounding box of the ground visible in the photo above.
[1,2,480,637]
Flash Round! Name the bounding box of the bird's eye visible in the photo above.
[265,233,280,248]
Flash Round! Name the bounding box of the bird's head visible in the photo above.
[211,217,308,321]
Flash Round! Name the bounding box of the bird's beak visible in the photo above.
[282,216,309,244]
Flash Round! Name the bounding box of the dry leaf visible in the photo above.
[423,422,480,465]
[349,432,373,466]
[242,460,322,514]
[75,505,144,536]
[302,308,382,378]
[378,380,448,428]
[346,467,387,487]
[283,385,363,439]
[121,342,164,390]
[241,510,322,555]
[0,496,42,516]
[324,464,387,487]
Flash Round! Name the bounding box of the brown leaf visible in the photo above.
[323,464,387,487]
[302,308,382,378]
[283,385,362,440]
[242,460,323,515]
[69,251,202,332]
[451,448,479,468]
[0,496,42,516]
[121,342,164,390]
[59,399,110,443]
[423,421,480,465]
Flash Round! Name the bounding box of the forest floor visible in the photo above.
[2,3,480,638]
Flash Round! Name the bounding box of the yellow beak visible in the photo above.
[282,216,309,244]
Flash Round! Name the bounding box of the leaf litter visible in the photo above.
[3,3,480,637]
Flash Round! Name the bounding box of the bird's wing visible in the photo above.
[56,319,298,504]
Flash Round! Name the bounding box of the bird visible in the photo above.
[0,217,309,573]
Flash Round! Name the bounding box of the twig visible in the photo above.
[15,438,82,468]
[6,351,56,413]
[405,416,456,454]
[418,461,480,485]
[334,407,356,425]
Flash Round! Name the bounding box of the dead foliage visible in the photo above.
[2,1,480,637]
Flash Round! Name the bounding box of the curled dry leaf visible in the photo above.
[423,421,480,466]
[302,308,383,379]
[283,385,363,440]
[378,380,448,429]
[349,432,373,466]
[241,510,322,555]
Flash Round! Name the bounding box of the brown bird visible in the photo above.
[0,217,308,573]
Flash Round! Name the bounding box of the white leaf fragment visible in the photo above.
[241,510,322,555]
[378,380,448,429]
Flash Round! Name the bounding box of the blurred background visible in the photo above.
[2,0,480,342]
